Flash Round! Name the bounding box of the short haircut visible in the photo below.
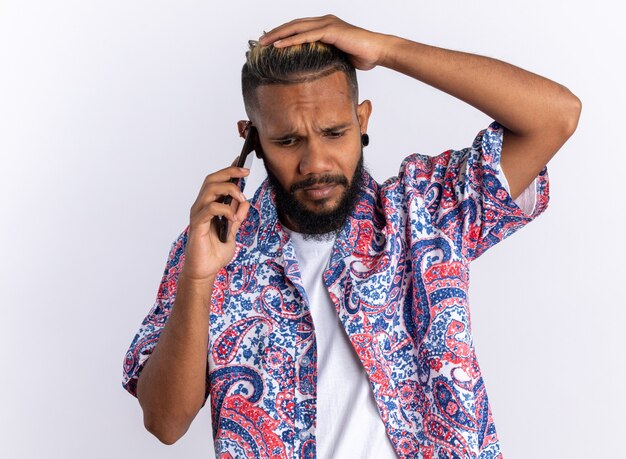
[241,40,359,117]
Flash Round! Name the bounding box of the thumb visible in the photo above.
[228,200,251,241]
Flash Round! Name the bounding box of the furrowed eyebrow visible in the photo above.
[266,125,300,140]
[269,123,351,140]
[269,131,299,141]
[320,123,351,133]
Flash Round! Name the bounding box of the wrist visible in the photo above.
[376,34,420,70]
[178,269,217,292]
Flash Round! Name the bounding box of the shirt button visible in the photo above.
[298,430,309,441]
[301,356,310,366]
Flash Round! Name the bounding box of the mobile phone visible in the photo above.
[215,125,259,243]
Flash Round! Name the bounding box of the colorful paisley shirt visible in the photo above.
[122,121,550,458]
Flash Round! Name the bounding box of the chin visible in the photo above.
[299,197,340,213]
[296,187,344,206]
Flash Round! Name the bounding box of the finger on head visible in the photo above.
[260,16,322,42]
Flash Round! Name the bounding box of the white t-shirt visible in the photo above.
[287,167,536,459]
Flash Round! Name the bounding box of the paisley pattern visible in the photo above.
[122,121,549,458]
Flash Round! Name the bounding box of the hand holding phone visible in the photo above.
[214,124,259,242]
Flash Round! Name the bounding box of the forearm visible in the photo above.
[379,34,580,135]
[136,273,214,444]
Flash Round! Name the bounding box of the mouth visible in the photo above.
[300,184,338,200]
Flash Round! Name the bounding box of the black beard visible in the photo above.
[264,153,365,241]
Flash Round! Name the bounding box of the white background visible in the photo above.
[1,1,623,458]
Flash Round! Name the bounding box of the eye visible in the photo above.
[276,138,298,147]
[325,130,345,138]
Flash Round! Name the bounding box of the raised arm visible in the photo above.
[134,164,250,444]
[260,14,582,200]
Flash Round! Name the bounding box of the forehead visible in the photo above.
[253,71,356,132]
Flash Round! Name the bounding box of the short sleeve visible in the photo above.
[411,121,550,262]
[122,225,209,405]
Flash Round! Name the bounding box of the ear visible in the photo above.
[356,99,372,134]
[237,119,265,159]
[237,120,251,138]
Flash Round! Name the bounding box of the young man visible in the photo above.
[122,15,581,459]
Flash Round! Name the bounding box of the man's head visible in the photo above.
[240,41,372,239]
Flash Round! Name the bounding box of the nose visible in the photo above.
[298,137,333,176]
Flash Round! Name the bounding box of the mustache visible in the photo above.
[290,174,348,193]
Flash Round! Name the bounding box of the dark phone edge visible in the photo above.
[216,126,259,242]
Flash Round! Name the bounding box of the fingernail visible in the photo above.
[239,193,246,201]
